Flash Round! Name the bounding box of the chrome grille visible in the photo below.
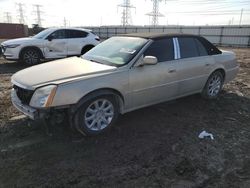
[13,85,34,105]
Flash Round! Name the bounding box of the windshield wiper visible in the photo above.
[89,59,118,67]
[90,59,104,64]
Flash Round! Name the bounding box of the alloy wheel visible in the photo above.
[84,99,114,131]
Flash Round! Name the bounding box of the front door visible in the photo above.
[44,29,68,59]
[129,38,179,109]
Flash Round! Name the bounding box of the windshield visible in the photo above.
[83,36,148,67]
[32,29,54,39]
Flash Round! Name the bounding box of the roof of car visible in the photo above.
[47,27,91,32]
[119,33,201,40]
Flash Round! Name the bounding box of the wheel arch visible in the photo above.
[19,46,44,59]
[210,68,226,80]
[71,88,125,114]
[81,44,95,54]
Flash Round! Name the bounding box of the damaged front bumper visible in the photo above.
[11,89,45,120]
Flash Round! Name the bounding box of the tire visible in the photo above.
[81,45,94,55]
[74,95,119,136]
[21,48,41,65]
[201,71,224,99]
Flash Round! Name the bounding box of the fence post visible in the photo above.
[198,26,201,36]
[248,35,250,47]
[219,26,224,46]
[106,27,108,39]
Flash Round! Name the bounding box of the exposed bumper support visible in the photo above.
[11,89,38,120]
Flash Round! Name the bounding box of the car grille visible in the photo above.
[1,45,6,53]
[13,85,34,105]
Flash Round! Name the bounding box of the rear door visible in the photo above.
[44,29,68,58]
[129,38,179,109]
[66,29,89,56]
[175,37,215,95]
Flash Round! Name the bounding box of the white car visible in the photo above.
[1,28,100,65]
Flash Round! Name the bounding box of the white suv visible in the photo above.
[1,28,100,65]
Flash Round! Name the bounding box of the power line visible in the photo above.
[239,8,244,25]
[146,0,166,26]
[118,0,136,26]
[33,4,43,27]
[4,12,12,23]
[16,3,25,24]
[63,17,67,27]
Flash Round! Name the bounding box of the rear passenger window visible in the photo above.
[195,38,208,56]
[67,30,88,38]
[178,37,199,58]
[144,38,174,62]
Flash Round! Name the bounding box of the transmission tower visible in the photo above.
[4,12,12,23]
[118,0,136,26]
[16,3,25,24]
[146,0,166,26]
[33,4,43,26]
[63,17,67,27]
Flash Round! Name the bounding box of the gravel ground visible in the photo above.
[0,48,249,187]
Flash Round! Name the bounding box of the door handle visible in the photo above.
[168,69,176,73]
[205,63,211,66]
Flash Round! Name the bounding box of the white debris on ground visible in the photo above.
[198,130,214,140]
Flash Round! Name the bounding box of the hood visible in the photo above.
[12,57,117,89]
[2,37,36,46]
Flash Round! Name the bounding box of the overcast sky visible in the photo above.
[0,0,249,27]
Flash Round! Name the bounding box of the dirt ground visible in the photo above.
[0,48,249,188]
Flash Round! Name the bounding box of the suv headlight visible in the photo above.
[30,85,57,108]
[5,44,21,48]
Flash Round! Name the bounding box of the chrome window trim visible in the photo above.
[176,38,181,59]
[173,38,178,60]
[173,37,181,59]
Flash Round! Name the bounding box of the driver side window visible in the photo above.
[144,38,174,62]
[48,30,66,39]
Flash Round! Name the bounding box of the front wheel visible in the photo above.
[202,71,224,99]
[74,95,119,136]
[21,48,41,65]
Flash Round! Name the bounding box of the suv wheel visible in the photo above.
[202,71,224,99]
[74,95,119,136]
[21,48,41,65]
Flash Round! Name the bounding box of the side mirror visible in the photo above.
[47,35,53,41]
[143,56,158,65]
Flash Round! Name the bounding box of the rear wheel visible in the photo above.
[202,71,224,99]
[74,95,119,136]
[21,48,41,65]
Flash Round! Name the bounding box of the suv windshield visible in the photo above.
[83,37,148,67]
[32,29,54,39]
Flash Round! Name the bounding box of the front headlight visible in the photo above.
[29,85,57,108]
[5,44,21,48]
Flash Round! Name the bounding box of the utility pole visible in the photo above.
[16,3,25,24]
[4,12,12,23]
[63,17,67,27]
[33,4,43,27]
[118,0,136,26]
[239,8,243,25]
[146,0,166,26]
